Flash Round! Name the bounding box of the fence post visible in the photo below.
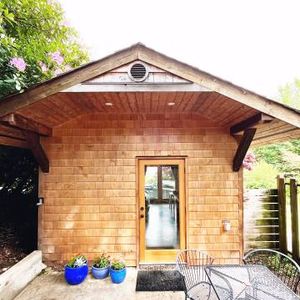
[290,178,299,261]
[277,175,287,253]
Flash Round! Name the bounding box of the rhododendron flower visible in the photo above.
[9,57,27,72]
[54,68,63,76]
[49,51,64,65]
[243,152,256,171]
[39,62,48,73]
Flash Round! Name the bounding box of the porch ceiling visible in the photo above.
[1,91,300,148]
[16,91,258,128]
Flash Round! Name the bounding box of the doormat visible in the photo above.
[136,270,185,291]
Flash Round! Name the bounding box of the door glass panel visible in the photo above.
[144,165,179,249]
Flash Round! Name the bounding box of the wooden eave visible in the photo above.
[0,43,299,129]
[0,43,300,172]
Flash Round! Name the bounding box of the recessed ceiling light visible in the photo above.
[105,102,113,106]
[168,102,175,106]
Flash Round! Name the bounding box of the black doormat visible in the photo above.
[136,270,185,291]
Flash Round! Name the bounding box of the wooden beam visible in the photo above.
[0,124,25,140]
[1,114,52,136]
[62,83,211,92]
[23,131,49,173]
[277,175,287,253]
[290,178,300,260]
[232,128,256,172]
[0,136,29,149]
[230,113,273,135]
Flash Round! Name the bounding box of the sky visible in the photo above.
[59,0,300,99]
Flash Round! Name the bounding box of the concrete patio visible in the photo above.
[15,268,185,300]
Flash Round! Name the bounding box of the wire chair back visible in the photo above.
[176,249,214,293]
[243,249,300,294]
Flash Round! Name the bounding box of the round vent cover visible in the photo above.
[129,63,148,82]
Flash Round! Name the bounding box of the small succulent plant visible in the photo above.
[110,258,126,270]
[93,252,110,268]
[67,255,88,268]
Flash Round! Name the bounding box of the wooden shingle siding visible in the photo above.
[40,112,242,265]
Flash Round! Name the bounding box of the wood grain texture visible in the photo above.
[1,113,52,136]
[4,89,298,146]
[40,112,242,266]
[277,176,287,253]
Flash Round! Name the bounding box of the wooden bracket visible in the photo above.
[230,113,273,135]
[232,128,256,172]
[23,131,49,173]
[1,113,52,137]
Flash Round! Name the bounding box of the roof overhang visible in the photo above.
[0,43,299,172]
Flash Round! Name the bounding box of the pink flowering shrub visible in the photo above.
[49,51,64,65]
[0,0,88,99]
[38,62,48,73]
[243,152,256,171]
[9,57,27,72]
[53,68,63,76]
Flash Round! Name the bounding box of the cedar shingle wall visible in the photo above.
[40,113,242,265]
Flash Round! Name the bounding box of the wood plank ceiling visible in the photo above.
[17,92,257,127]
[1,91,300,146]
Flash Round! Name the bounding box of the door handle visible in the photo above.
[140,214,144,218]
[140,207,144,211]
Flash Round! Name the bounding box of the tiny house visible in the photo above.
[1,44,300,266]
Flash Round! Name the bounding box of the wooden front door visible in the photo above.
[138,159,186,263]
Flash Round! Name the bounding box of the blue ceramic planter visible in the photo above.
[109,267,126,284]
[92,265,109,279]
[64,264,88,285]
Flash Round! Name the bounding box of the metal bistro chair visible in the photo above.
[243,248,300,294]
[176,249,215,300]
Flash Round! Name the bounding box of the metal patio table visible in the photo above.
[205,265,299,300]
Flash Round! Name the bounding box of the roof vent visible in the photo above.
[129,63,148,82]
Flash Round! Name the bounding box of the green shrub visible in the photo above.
[245,161,279,189]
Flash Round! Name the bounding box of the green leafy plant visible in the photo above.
[66,255,88,268]
[110,258,126,271]
[0,0,88,99]
[93,252,110,269]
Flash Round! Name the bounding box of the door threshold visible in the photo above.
[138,263,176,271]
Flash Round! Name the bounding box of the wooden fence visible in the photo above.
[244,189,279,252]
[277,176,300,261]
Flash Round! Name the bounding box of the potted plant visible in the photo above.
[64,254,88,285]
[109,258,126,284]
[91,252,110,279]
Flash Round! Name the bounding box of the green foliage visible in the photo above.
[244,161,279,189]
[0,0,88,99]
[0,146,37,195]
[93,252,110,268]
[66,255,88,268]
[279,78,300,109]
[254,144,284,167]
[253,142,300,180]
[248,78,300,188]
[110,259,126,270]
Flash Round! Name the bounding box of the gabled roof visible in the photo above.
[0,43,300,129]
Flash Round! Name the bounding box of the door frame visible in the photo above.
[137,158,186,263]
